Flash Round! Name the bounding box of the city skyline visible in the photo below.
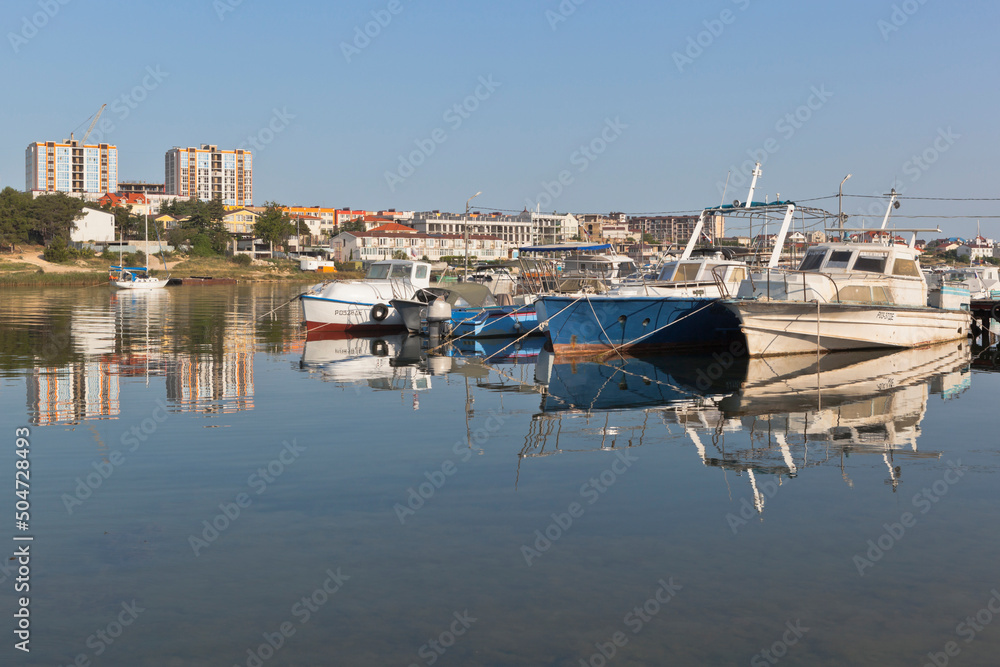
[3,0,998,238]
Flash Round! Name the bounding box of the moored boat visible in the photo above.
[721,193,971,356]
[300,259,431,334]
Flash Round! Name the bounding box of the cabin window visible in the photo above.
[892,258,920,277]
[799,249,826,271]
[414,265,428,280]
[366,263,390,279]
[728,267,747,283]
[826,250,853,269]
[389,264,411,279]
[871,286,893,304]
[839,285,873,303]
[853,252,888,273]
[671,262,701,282]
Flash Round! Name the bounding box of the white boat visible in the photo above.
[943,265,1000,299]
[300,259,432,334]
[110,212,168,290]
[721,192,971,356]
[110,266,169,290]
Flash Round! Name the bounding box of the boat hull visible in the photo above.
[110,278,168,290]
[301,294,405,334]
[722,299,971,356]
[537,295,740,356]
[451,306,540,338]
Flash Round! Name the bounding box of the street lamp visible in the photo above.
[464,191,482,278]
[838,173,852,234]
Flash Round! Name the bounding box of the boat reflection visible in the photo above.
[522,342,971,503]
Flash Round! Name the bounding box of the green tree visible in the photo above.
[254,202,295,251]
[29,192,86,243]
[0,187,34,245]
[391,250,409,260]
[339,217,366,233]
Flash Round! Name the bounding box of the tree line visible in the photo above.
[0,189,301,258]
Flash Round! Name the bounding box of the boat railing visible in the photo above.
[722,266,842,303]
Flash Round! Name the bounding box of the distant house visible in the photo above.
[71,208,115,244]
[156,214,190,230]
[957,239,993,262]
[98,192,152,215]
[222,208,260,235]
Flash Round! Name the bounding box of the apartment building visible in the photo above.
[628,214,725,247]
[26,139,118,194]
[165,144,252,206]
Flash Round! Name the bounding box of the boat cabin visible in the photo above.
[563,254,638,280]
[736,242,929,307]
[364,260,432,289]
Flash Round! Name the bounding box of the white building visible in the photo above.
[410,210,577,247]
[70,208,115,244]
[329,224,509,263]
[26,140,118,194]
[165,144,252,206]
[958,240,994,262]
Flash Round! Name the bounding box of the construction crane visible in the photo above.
[68,104,106,144]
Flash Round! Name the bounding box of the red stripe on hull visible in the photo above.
[304,321,406,335]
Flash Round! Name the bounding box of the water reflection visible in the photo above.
[0,285,303,424]
[524,342,971,504]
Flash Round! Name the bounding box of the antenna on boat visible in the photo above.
[744,162,762,208]
[880,188,900,229]
[719,171,731,208]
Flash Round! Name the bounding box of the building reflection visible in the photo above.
[22,289,263,425]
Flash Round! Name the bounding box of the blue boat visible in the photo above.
[536,294,740,356]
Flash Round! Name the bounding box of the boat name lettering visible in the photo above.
[875,311,895,321]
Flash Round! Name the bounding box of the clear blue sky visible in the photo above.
[2,0,997,236]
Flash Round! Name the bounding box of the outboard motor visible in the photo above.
[425,297,452,342]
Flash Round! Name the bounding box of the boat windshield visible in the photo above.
[799,249,826,271]
[389,263,412,279]
[366,263,391,279]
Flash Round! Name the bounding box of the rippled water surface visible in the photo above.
[1,283,999,666]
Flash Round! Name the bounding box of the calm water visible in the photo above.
[1,284,998,666]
